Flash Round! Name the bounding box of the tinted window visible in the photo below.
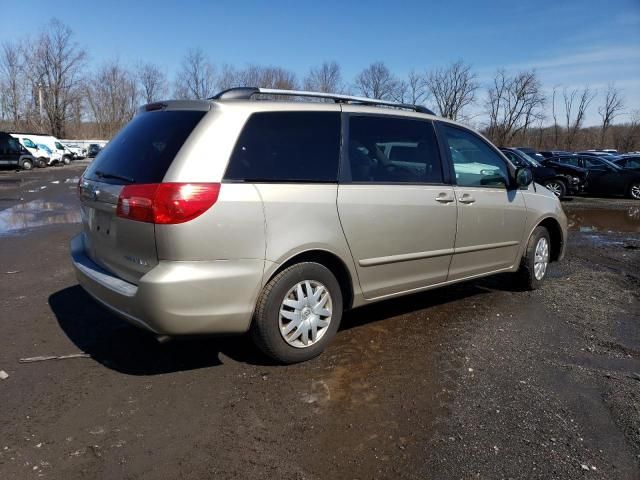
[84,110,206,185]
[558,156,581,168]
[22,138,36,148]
[224,112,341,182]
[347,116,442,184]
[440,124,509,188]
[626,158,640,168]
[583,157,607,169]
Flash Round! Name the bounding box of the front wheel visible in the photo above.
[21,159,33,171]
[37,157,47,168]
[62,156,71,165]
[516,226,551,290]
[544,179,566,199]
[629,182,640,200]
[251,262,343,364]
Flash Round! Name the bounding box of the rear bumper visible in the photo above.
[70,234,264,335]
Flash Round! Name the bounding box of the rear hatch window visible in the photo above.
[79,109,206,284]
[84,110,206,185]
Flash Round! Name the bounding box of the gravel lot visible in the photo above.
[0,163,638,479]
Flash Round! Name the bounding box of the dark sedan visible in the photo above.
[501,148,583,198]
[87,144,102,158]
[552,154,640,199]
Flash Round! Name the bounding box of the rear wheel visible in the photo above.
[629,182,640,200]
[544,179,566,199]
[516,226,551,290]
[251,262,343,364]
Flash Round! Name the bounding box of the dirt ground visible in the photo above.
[0,163,638,480]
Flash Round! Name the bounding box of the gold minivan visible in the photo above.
[71,88,567,363]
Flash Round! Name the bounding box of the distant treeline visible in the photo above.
[1,19,638,151]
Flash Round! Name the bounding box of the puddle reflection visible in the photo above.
[567,207,640,233]
[0,200,81,235]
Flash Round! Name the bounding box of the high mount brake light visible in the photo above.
[116,183,221,224]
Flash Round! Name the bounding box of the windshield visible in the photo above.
[519,151,542,167]
[38,144,52,154]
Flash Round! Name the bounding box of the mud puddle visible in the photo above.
[0,199,81,235]
[567,206,640,233]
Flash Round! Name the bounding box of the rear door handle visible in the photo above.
[458,194,476,204]
[435,192,455,203]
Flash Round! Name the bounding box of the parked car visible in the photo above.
[576,150,617,158]
[610,155,640,172]
[72,88,567,364]
[552,154,640,199]
[87,144,101,157]
[0,132,36,170]
[64,143,86,159]
[500,148,582,198]
[10,134,54,167]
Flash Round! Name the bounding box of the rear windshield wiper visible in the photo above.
[95,170,135,183]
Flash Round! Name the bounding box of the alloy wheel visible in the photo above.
[534,237,549,281]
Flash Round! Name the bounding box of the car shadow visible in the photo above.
[50,275,517,375]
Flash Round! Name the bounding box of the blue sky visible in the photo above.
[4,0,640,126]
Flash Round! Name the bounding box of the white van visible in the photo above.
[10,134,55,167]
[25,134,72,164]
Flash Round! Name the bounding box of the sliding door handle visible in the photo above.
[435,193,455,203]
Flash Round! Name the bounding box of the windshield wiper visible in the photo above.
[95,170,135,183]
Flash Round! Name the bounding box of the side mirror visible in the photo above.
[515,167,533,187]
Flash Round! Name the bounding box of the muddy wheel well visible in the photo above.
[271,250,354,309]
[538,218,563,262]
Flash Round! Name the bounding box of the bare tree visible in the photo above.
[598,83,624,147]
[354,62,400,100]
[0,41,26,128]
[136,62,168,104]
[563,86,596,150]
[27,19,87,137]
[614,110,640,153]
[174,48,216,99]
[426,60,478,121]
[485,69,546,146]
[84,60,138,138]
[304,61,344,93]
[406,70,428,105]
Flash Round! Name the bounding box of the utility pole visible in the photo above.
[38,82,44,127]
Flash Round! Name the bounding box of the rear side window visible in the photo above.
[346,115,443,184]
[84,110,206,184]
[224,112,341,182]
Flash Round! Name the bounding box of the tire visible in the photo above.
[543,179,566,199]
[21,159,33,171]
[62,155,71,165]
[251,262,343,364]
[516,226,551,290]
[629,182,640,200]
[37,157,47,168]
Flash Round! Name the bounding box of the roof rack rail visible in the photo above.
[210,87,436,116]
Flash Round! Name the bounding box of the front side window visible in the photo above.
[583,157,608,169]
[22,138,36,149]
[502,150,525,167]
[439,124,509,188]
[558,156,581,168]
[346,115,443,184]
[8,138,21,153]
[626,158,640,169]
[224,111,341,182]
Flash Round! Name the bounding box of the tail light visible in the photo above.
[116,183,220,224]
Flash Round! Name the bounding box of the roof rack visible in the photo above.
[210,87,436,115]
